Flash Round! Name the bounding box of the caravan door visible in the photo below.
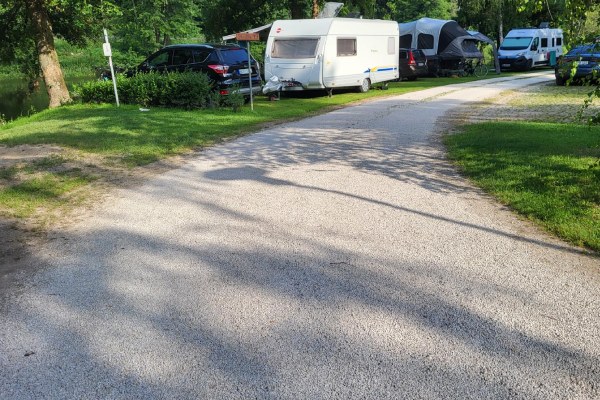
[264,37,323,90]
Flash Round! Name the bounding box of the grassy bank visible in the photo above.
[445,121,600,252]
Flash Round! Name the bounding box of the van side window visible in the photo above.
[417,34,434,50]
[337,38,357,56]
[541,38,548,48]
[531,37,539,51]
[556,37,562,46]
[388,37,395,55]
[400,34,412,48]
[551,38,555,47]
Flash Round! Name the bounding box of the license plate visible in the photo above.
[502,64,511,67]
[577,61,589,65]
[417,62,424,66]
[238,68,250,75]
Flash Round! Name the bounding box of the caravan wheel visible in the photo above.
[358,78,371,93]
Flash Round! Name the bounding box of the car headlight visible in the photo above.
[516,52,525,57]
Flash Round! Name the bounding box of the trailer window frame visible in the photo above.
[337,38,357,57]
[271,38,320,59]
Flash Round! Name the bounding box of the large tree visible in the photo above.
[0,0,118,107]
[24,0,70,107]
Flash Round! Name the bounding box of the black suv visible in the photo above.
[128,44,262,96]
[398,48,428,81]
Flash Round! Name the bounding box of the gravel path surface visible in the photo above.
[1,73,598,399]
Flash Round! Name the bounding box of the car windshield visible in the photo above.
[271,39,319,59]
[220,49,250,65]
[500,37,533,50]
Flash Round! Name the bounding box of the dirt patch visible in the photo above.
[0,144,65,168]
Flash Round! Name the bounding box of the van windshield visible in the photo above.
[272,39,319,59]
[500,37,533,50]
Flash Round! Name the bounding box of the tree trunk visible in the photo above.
[312,0,319,18]
[289,0,304,19]
[497,4,504,45]
[25,0,71,108]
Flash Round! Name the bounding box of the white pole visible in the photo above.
[247,41,253,111]
[103,28,120,107]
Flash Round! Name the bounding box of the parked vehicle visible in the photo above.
[498,25,563,71]
[399,18,485,76]
[398,48,428,80]
[555,44,600,85]
[124,44,262,97]
[264,18,399,94]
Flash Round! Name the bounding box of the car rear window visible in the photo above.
[220,48,250,65]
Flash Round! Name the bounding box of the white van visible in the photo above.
[498,27,563,70]
[264,18,399,93]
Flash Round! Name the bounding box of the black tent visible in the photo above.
[399,18,491,73]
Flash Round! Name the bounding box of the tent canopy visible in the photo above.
[399,18,483,60]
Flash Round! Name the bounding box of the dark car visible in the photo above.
[126,44,262,96]
[555,44,600,85]
[398,48,428,81]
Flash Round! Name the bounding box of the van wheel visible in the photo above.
[526,59,533,70]
[358,78,370,93]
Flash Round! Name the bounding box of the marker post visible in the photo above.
[103,28,120,107]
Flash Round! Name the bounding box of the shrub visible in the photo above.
[75,71,213,109]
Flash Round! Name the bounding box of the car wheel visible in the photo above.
[358,78,371,93]
[526,59,533,70]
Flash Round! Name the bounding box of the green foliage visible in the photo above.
[75,71,213,109]
[110,0,201,55]
[369,0,455,21]
[445,121,600,251]
[200,0,291,41]
[223,85,246,112]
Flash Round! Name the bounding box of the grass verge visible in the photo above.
[445,121,600,252]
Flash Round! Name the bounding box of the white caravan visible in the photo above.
[264,18,399,93]
[498,26,563,70]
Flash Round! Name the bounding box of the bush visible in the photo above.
[75,71,213,109]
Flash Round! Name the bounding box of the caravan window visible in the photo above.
[337,38,357,56]
[388,37,396,55]
[271,39,319,59]
[500,37,532,50]
[417,34,434,50]
[556,37,562,46]
[400,34,412,48]
[541,38,548,48]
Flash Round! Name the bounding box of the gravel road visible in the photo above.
[1,73,598,399]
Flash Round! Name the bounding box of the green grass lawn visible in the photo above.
[445,122,600,252]
[0,77,483,221]
[0,77,483,165]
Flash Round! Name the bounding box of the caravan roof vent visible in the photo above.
[539,22,550,29]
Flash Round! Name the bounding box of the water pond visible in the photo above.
[0,75,93,122]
